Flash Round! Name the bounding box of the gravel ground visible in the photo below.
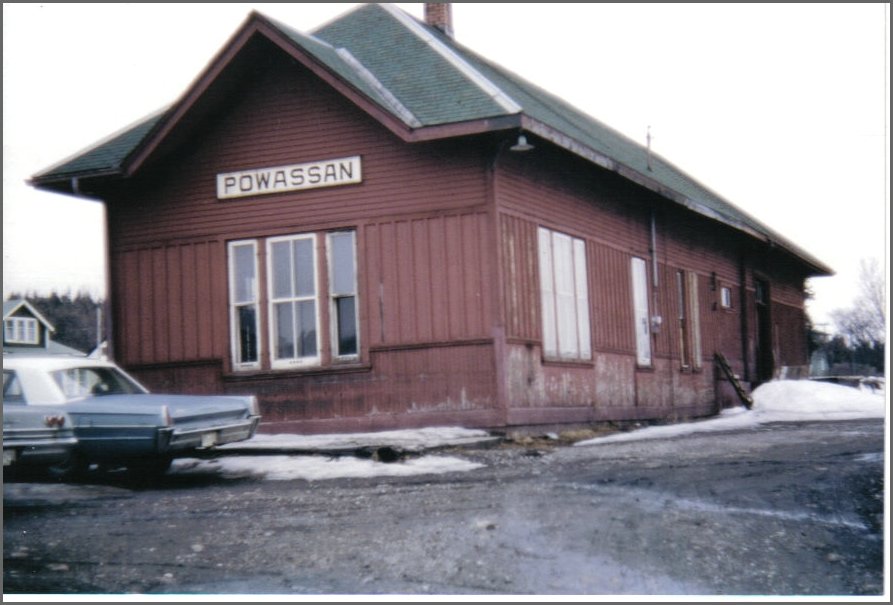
[3,418,886,596]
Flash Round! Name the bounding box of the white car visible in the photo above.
[3,355,261,477]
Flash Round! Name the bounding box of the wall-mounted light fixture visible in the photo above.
[509,134,534,152]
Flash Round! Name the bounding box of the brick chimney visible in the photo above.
[424,3,453,38]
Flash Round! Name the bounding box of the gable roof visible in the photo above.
[3,299,55,332]
[28,3,831,276]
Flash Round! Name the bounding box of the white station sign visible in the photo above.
[217,156,362,200]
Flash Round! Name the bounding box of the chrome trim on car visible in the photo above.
[163,415,261,451]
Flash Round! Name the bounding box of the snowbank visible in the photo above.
[749,379,886,421]
[171,454,484,482]
[576,379,886,446]
[169,426,492,482]
[217,426,493,452]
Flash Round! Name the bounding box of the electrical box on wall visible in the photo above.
[651,315,663,334]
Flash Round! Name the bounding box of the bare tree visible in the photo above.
[830,258,886,346]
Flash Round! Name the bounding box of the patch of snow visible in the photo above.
[751,379,885,421]
[217,426,492,452]
[576,379,886,446]
[170,454,484,482]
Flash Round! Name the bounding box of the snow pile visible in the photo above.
[217,426,493,452]
[166,426,493,483]
[576,379,886,446]
[750,379,885,422]
[171,454,484,482]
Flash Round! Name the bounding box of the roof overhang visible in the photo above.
[519,116,833,277]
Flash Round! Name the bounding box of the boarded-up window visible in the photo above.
[676,269,702,369]
[538,227,591,360]
[631,257,652,366]
[688,272,702,369]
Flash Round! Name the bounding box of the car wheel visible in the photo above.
[46,452,90,481]
[128,455,173,479]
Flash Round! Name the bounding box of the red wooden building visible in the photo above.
[30,4,831,434]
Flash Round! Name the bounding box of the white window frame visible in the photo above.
[631,257,652,366]
[328,231,359,361]
[227,240,262,371]
[720,286,733,309]
[267,234,321,369]
[538,227,591,361]
[4,317,39,345]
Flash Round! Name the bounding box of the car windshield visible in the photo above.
[52,367,145,400]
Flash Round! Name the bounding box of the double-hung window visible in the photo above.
[228,241,261,369]
[538,227,591,361]
[328,231,358,359]
[268,234,319,368]
[228,229,358,372]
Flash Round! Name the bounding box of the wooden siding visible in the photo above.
[590,243,637,355]
[499,214,540,342]
[772,301,809,367]
[364,211,492,348]
[493,144,813,422]
[111,239,225,367]
[107,50,489,250]
[105,46,503,430]
[230,342,498,433]
[100,40,815,432]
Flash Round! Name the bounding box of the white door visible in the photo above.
[631,257,652,366]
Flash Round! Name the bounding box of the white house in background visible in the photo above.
[2,299,85,357]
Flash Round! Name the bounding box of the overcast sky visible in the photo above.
[3,3,889,330]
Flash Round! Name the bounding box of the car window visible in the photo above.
[52,367,145,399]
[3,370,26,404]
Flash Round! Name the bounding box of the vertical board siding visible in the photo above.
[492,145,810,420]
[590,243,636,354]
[772,302,809,367]
[216,342,497,430]
[500,214,539,341]
[362,211,491,348]
[111,240,224,367]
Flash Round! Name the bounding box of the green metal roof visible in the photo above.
[31,111,164,182]
[28,3,830,275]
[314,4,515,125]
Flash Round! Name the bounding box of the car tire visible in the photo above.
[46,452,90,481]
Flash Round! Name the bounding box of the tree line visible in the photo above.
[809,258,886,377]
